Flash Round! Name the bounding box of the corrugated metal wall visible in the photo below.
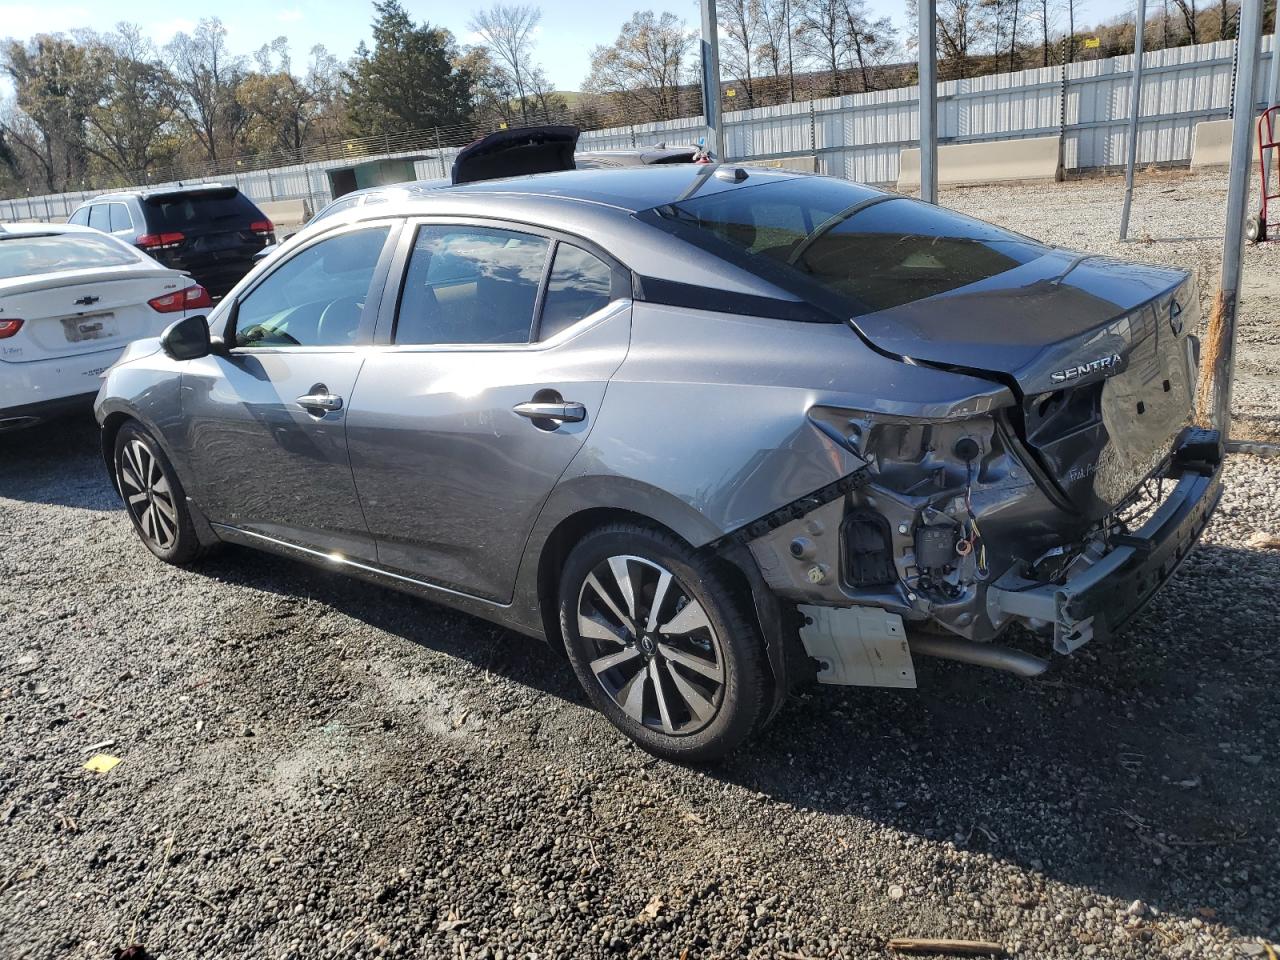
[1,36,1272,221]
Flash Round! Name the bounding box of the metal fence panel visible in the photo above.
[1,37,1275,220]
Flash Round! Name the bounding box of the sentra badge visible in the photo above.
[1050,353,1122,384]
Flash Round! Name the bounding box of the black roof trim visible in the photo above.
[631,275,838,324]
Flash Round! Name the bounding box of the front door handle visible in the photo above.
[512,400,586,423]
[296,392,344,412]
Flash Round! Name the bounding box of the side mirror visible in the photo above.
[160,314,212,361]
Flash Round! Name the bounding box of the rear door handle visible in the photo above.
[296,392,344,412]
[512,400,586,423]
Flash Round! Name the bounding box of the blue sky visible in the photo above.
[1,0,1128,90]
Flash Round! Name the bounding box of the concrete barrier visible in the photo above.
[257,198,311,234]
[897,135,1062,191]
[1190,119,1257,171]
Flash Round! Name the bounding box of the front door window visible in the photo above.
[234,226,390,348]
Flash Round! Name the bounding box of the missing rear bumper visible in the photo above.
[986,461,1223,653]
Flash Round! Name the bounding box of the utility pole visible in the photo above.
[1119,0,1148,239]
[700,0,727,159]
[1207,0,1266,435]
[918,0,938,203]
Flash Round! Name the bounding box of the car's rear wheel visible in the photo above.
[558,523,769,762]
[114,421,205,565]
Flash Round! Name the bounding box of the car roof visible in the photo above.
[397,164,805,214]
[296,166,815,248]
[85,183,239,202]
[260,165,833,310]
[0,222,98,236]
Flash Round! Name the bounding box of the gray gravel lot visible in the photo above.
[2,171,1279,960]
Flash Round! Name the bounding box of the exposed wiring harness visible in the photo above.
[962,461,990,580]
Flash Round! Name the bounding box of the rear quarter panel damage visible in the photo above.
[519,301,1015,556]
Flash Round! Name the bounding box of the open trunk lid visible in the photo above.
[451,125,579,185]
[853,251,1199,517]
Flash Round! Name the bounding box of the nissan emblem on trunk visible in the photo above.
[74,295,100,306]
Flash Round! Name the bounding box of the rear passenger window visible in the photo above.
[68,207,90,226]
[87,205,110,231]
[108,203,132,232]
[395,226,549,345]
[538,244,614,340]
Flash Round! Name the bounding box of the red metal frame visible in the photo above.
[1259,106,1280,230]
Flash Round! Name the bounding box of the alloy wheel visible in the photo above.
[119,439,179,551]
[576,554,725,735]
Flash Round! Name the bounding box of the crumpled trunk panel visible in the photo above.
[850,252,1198,519]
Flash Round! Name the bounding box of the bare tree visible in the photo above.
[796,0,847,95]
[756,0,791,83]
[528,65,567,121]
[239,40,343,156]
[1214,0,1238,39]
[841,0,897,92]
[720,0,764,106]
[468,4,542,124]
[1009,0,1022,70]
[1035,0,1057,65]
[1171,0,1199,43]
[1066,0,1076,60]
[82,24,178,180]
[930,0,982,77]
[165,18,247,164]
[753,0,799,99]
[457,45,516,123]
[584,11,694,121]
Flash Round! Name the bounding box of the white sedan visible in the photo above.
[0,223,210,431]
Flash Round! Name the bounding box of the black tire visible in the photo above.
[114,420,206,565]
[1245,215,1266,244]
[558,523,770,762]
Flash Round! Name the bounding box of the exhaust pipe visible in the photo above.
[909,635,1049,678]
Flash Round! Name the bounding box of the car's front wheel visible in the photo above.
[114,420,206,565]
[558,523,769,762]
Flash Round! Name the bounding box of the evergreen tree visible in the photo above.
[345,1,474,137]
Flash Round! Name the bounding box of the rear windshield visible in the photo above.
[639,177,1048,316]
[143,188,262,231]
[0,233,138,280]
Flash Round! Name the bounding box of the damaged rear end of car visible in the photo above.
[635,170,1223,688]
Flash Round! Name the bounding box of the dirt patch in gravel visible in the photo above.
[2,171,1279,960]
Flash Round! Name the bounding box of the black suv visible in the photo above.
[70,185,275,299]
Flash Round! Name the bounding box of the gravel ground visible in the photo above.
[2,172,1279,960]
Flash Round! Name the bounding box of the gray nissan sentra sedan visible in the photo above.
[95,159,1223,761]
